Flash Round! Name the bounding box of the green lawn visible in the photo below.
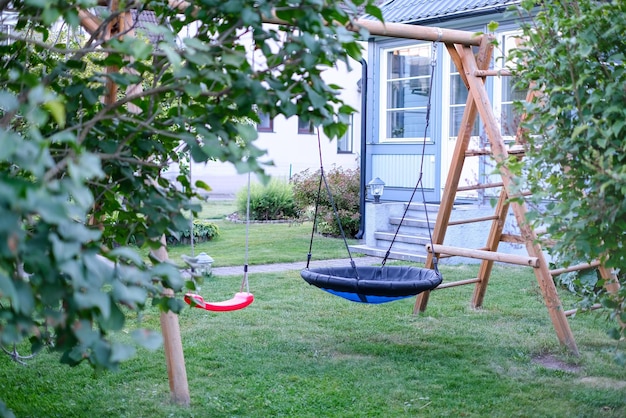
[166,200,362,267]
[1,264,624,417]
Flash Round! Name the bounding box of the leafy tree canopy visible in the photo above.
[0,0,376,374]
[513,0,625,347]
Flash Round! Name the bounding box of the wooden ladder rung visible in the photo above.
[473,69,512,77]
[457,182,503,192]
[427,244,539,267]
[550,261,601,277]
[448,215,499,226]
[500,233,525,244]
[435,277,481,289]
[564,303,602,317]
[465,145,526,157]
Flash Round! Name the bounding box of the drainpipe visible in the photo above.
[355,58,367,239]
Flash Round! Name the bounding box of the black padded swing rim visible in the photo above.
[300,266,442,298]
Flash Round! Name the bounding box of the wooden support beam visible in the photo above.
[413,40,490,314]
[435,278,481,290]
[465,145,526,156]
[348,19,483,46]
[550,261,601,277]
[564,304,602,317]
[448,215,499,226]
[457,182,503,192]
[473,69,512,77]
[462,40,579,355]
[427,244,540,267]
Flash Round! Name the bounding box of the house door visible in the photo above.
[371,42,441,203]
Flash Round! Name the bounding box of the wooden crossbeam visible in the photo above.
[550,261,601,277]
[456,182,503,192]
[448,215,499,226]
[426,244,540,267]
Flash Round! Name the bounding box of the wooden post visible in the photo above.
[153,240,191,406]
[461,41,579,355]
[160,289,191,406]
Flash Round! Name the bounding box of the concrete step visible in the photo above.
[406,202,441,213]
[349,244,428,264]
[374,232,431,246]
[389,217,435,229]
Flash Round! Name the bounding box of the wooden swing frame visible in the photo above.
[76,0,620,404]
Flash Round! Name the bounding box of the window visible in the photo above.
[298,117,314,134]
[257,112,273,132]
[337,114,354,153]
[449,55,480,137]
[496,32,526,138]
[379,44,432,142]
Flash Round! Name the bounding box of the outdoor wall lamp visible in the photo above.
[368,177,385,204]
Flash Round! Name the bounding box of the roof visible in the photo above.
[371,0,520,24]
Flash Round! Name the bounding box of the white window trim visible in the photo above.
[378,43,431,143]
[492,29,523,143]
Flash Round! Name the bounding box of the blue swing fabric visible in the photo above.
[300,265,442,304]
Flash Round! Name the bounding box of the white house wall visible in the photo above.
[189,57,364,197]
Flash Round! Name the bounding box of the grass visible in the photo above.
[1,200,625,417]
[2,266,625,417]
[166,200,362,267]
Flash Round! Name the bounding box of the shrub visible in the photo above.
[166,219,220,246]
[236,179,298,221]
[291,166,360,237]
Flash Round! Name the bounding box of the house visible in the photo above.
[362,0,522,204]
[353,0,528,262]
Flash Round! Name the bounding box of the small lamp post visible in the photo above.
[368,177,385,204]
[195,252,214,276]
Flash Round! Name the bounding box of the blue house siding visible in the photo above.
[364,0,523,203]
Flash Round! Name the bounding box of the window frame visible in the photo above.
[378,42,433,143]
[337,114,354,154]
[257,112,273,132]
[297,117,314,135]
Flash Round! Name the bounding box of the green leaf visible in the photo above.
[98,302,126,332]
[72,319,99,346]
[487,21,500,33]
[112,281,148,307]
[74,290,111,318]
[109,247,145,266]
[194,180,212,192]
[235,123,258,142]
[132,329,163,351]
[110,342,136,363]
[0,273,18,308]
[364,5,384,22]
[44,98,66,128]
[0,91,19,112]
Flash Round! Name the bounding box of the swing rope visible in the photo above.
[240,171,251,293]
[381,41,441,278]
[306,129,359,274]
[299,41,444,304]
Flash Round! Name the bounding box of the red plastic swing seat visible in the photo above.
[184,292,254,312]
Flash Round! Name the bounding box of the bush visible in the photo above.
[291,166,360,237]
[166,219,220,246]
[236,179,298,221]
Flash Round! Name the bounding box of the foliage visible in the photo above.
[166,219,220,246]
[292,166,360,237]
[513,0,626,347]
[236,179,298,221]
[0,0,377,386]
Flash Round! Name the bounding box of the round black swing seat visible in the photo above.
[300,265,442,304]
